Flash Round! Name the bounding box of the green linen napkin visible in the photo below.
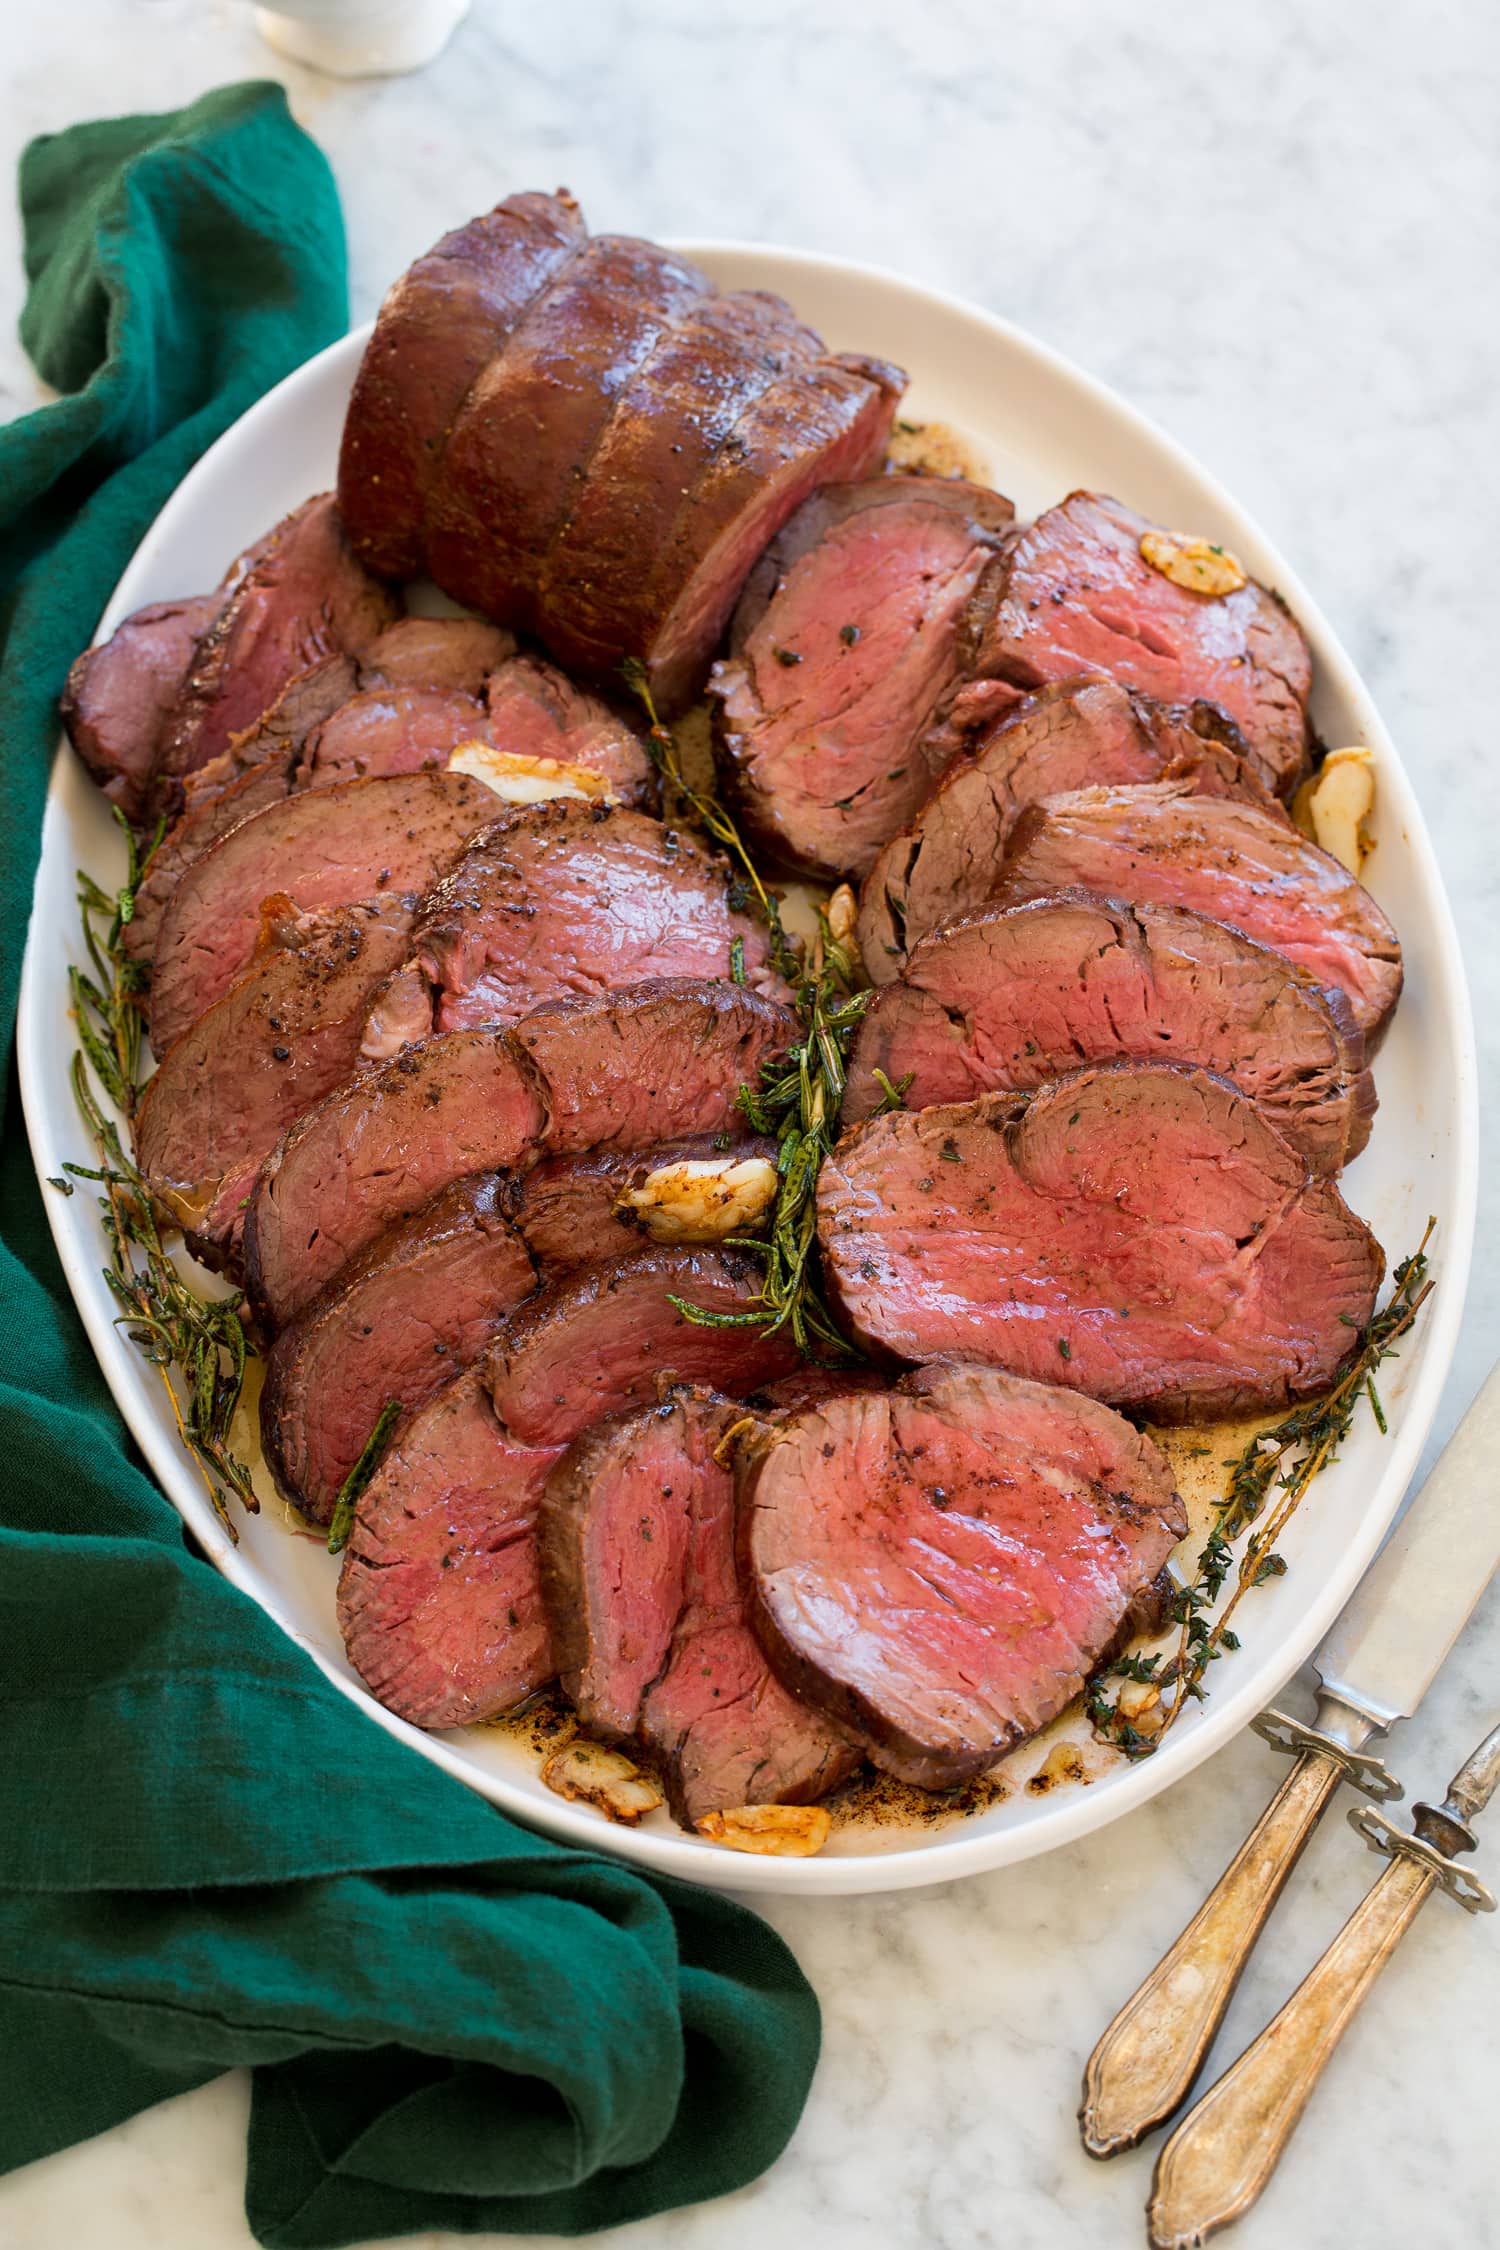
[0,83,818,2248]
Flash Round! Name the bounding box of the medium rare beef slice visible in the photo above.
[856,675,1281,979]
[818,1064,1383,1421]
[969,491,1312,795]
[626,348,905,715]
[844,894,1375,1175]
[488,1247,799,1446]
[711,477,1014,879]
[245,981,795,1328]
[484,656,655,806]
[61,594,221,823]
[361,800,785,1054]
[512,979,796,1155]
[148,770,506,1053]
[541,1390,857,1824]
[361,616,517,693]
[126,656,397,970]
[337,1370,560,1728]
[245,1030,544,1330]
[339,1247,795,1733]
[338,190,588,579]
[741,1361,1186,1787]
[153,495,398,806]
[261,1178,537,1523]
[134,898,414,1256]
[299,684,489,784]
[996,781,1403,1046]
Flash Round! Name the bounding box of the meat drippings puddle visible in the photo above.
[885,417,991,485]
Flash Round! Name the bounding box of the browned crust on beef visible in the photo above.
[337,191,589,579]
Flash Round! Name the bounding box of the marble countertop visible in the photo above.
[4,3,1499,2246]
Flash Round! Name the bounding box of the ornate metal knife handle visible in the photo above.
[1079,1708,1395,2158]
[1147,1718,1500,2250]
[1252,1708,1401,1801]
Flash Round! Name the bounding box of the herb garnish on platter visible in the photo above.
[624,659,873,1359]
[1086,1221,1437,1758]
[62,810,257,1536]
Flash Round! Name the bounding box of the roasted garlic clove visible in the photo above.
[540,1740,664,1825]
[695,1804,833,1856]
[615,1155,779,1244]
[1296,745,1376,874]
[448,740,617,805]
[1139,529,1248,598]
[826,882,858,948]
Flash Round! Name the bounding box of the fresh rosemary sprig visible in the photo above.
[64,810,257,1535]
[1087,1220,1437,1758]
[623,662,871,1359]
[326,1400,402,1555]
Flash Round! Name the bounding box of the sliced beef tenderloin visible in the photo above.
[710,477,1014,879]
[488,1247,799,1445]
[336,1369,561,1728]
[503,1133,776,1271]
[338,1250,798,1733]
[134,898,413,1259]
[484,655,655,807]
[856,675,1281,981]
[747,1365,889,1414]
[996,782,1403,1047]
[426,232,713,640]
[541,1389,858,1825]
[360,615,516,693]
[969,491,1312,795]
[620,349,905,717]
[361,800,784,1055]
[818,1063,1383,1422]
[844,894,1375,1175]
[245,981,795,1328]
[148,770,506,1053]
[337,190,588,580]
[299,683,488,784]
[245,1032,542,1331]
[124,657,365,969]
[741,1361,1186,1788]
[512,979,795,1156]
[152,495,397,807]
[261,1178,537,1523]
[60,594,221,822]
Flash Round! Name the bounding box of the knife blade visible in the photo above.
[1313,1357,1500,1728]
[1080,1354,1500,2159]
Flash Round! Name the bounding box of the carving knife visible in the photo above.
[1080,1353,1500,2158]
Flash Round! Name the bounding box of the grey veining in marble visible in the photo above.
[3,4,1498,2246]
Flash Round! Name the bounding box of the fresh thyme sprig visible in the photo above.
[63,811,257,1535]
[1087,1221,1437,1758]
[623,660,869,1358]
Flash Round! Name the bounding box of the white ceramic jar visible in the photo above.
[253,0,471,76]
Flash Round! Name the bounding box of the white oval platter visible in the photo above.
[17,242,1476,1895]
